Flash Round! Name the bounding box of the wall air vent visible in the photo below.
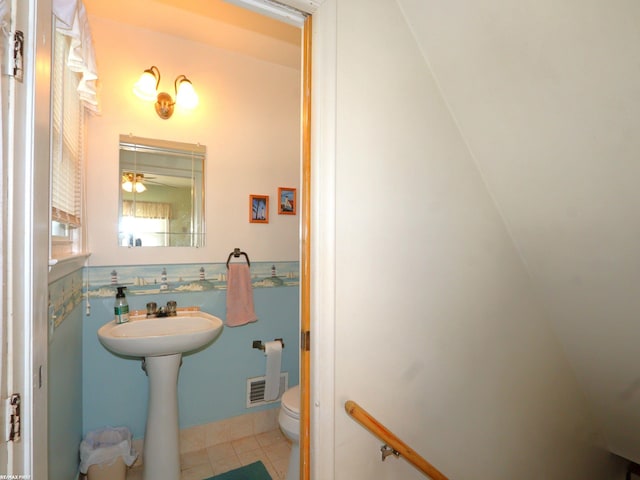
[246,372,288,408]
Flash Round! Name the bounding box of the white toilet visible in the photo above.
[278,385,300,480]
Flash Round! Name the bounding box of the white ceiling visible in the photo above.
[397,0,640,463]
[83,0,302,69]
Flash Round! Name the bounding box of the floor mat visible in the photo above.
[204,460,272,480]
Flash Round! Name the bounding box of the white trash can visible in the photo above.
[86,457,127,480]
[79,426,137,480]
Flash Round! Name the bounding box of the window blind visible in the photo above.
[51,30,83,228]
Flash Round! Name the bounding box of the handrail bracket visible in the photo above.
[381,444,400,462]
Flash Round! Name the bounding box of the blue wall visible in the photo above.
[48,270,84,480]
[47,261,299,479]
[82,262,300,438]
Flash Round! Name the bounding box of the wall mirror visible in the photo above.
[118,135,205,247]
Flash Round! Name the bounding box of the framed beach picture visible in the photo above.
[250,194,269,223]
[278,187,296,215]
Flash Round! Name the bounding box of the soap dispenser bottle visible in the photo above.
[114,286,130,324]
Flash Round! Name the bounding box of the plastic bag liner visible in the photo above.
[79,426,138,474]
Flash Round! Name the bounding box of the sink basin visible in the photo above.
[98,311,224,357]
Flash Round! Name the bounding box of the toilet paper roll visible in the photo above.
[264,341,282,401]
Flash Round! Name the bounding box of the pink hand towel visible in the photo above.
[226,264,258,327]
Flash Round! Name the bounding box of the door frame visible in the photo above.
[6,0,52,476]
[300,14,313,480]
[15,0,339,478]
[307,2,337,478]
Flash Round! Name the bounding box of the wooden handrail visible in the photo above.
[345,400,449,480]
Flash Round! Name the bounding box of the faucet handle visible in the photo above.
[166,300,177,316]
[146,302,157,317]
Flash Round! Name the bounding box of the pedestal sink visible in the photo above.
[98,310,224,480]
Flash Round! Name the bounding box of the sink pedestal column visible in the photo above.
[142,354,182,480]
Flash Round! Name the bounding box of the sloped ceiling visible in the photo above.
[83,0,302,69]
[397,0,640,462]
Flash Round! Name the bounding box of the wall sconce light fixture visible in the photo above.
[133,66,199,119]
[122,172,147,193]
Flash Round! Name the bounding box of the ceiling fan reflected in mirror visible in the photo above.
[122,172,183,193]
[122,172,147,193]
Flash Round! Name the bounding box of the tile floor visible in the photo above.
[126,428,291,480]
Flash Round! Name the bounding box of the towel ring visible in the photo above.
[226,248,251,269]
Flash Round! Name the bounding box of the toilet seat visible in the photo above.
[281,385,300,419]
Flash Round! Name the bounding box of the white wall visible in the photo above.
[314,0,625,478]
[396,0,640,463]
[86,17,301,266]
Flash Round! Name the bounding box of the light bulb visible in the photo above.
[133,71,158,101]
[176,79,198,109]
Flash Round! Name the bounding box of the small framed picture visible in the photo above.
[278,187,297,215]
[249,195,269,223]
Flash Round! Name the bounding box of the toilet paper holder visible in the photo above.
[253,338,285,351]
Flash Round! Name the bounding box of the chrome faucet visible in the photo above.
[146,301,177,317]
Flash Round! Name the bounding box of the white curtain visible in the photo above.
[52,0,77,26]
[52,0,100,113]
